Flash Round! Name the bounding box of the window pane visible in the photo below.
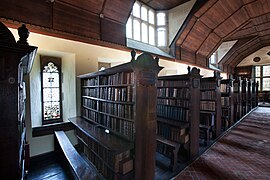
[133,2,140,18]
[133,19,141,41]
[157,12,166,26]
[210,52,217,64]
[141,23,148,43]
[157,28,166,46]
[149,26,155,45]
[43,102,61,120]
[141,6,148,21]
[43,72,59,88]
[149,10,155,24]
[256,78,260,91]
[255,66,261,77]
[126,18,132,38]
[43,88,60,102]
[263,78,270,91]
[263,65,270,76]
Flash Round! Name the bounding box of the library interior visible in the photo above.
[1,0,270,179]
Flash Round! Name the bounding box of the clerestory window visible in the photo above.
[126,1,167,47]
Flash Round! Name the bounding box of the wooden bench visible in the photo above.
[54,131,98,180]
[156,136,180,171]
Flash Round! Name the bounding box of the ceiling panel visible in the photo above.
[197,32,221,56]
[140,0,190,10]
[103,0,135,23]
[182,20,212,51]
[53,2,100,39]
[56,0,104,14]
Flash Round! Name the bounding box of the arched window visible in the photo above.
[41,56,62,125]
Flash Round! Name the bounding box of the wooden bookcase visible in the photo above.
[241,78,248,116]
[156,67,201,165]
[251,79,257,109]
[70,51,162,180]
[233,77,242,122]
[220,77,234,130]
[0,22,37,179]
[247,79,252,112]
[199,72,222,143]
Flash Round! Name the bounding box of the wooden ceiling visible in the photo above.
[172,0,270,73]
[139,0,191,10]
[0,0,269,73]
[0,0,135,46]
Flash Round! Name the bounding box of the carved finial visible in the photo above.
[17,24,29,45]
[214,71,220,78]
[187,66,191,74]
[190,67,200,76]
[155,56,159,63]
[131,49,136,61]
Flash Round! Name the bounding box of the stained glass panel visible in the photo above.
[43,72,59,88]
[42,61,61,121]
[43,88,60,102]
[43,102,61,120]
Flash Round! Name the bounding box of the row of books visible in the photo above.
[100,86,133,102]
[100,72,134,85]
[82,142,132,179]
[221,97,230,107]
[201,90,216,100]
[221,108,230,117]
[77,128,131,172]
[82,77,98,86]
[157,99,189,108]
[82,98,97,110]
[82,107,135,141]
[157,80,189,87]
[82,109,98,121]
[82,88,98,98]
[157,104,189,122]
[157,88,190,99]
[99,114,135,141]
[220,84,231,93]
[100,102,134,120]
[200,101,216,111]
[157,122,188,143]
[201,82,216,90]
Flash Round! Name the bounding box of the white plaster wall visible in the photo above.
[168,0,196,44]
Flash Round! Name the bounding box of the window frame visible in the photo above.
[127,1,170,47]
[40,56,63,125]
[255,65,270,92]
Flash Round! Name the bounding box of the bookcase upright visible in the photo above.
[70,51,162,180]
[156,67,201,166]
[0,22,37,179]
[241,78,248,116]
[199,72,222,143]
[233,77,242,122]
[220,77,234,130]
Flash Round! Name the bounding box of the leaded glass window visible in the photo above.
[41,56,62,124]
[255,65,270,91]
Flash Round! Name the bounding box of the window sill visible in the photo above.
[32,121,74,137]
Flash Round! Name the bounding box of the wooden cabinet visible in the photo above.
[70,51,162,179]
[0,22,37,179]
